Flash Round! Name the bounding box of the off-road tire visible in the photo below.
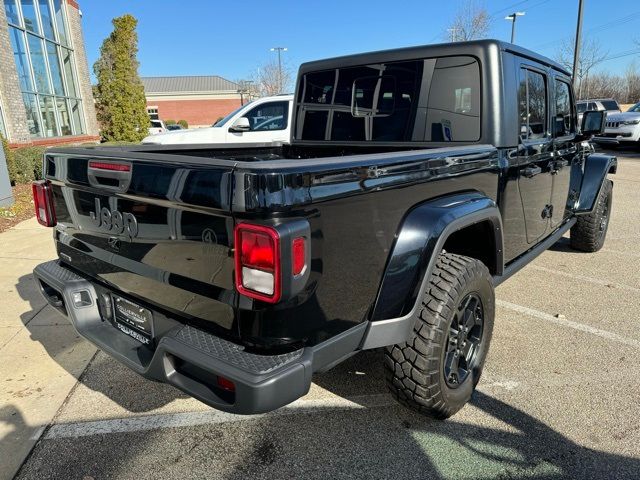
[384,253,494,419]
[570,179,613,252]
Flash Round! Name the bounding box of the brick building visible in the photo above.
[142,76,251,128]
[0,0,99,147]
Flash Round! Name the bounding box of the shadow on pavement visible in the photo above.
[13,348,640,479]
[15,273,184,413]
[14,272,640,478]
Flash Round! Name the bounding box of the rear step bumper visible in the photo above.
[33,260,366,415]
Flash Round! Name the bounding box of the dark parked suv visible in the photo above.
[32,40,614,418]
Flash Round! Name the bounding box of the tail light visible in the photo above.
[234,222,310,304]
[235,224,281,303]
[32,180,56,227]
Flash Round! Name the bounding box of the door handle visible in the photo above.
[522,166,542,178]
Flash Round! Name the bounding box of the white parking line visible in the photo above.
[497,300,640,349]
[42,378,524,440]
[44,394,396,439]
[528,265,640,293]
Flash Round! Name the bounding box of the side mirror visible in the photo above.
[229,117,250,132]
[581,110,606,136]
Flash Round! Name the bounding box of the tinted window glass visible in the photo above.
[554,80,574,137]
[577,103,586,113]
[9,27,33,91]
[27,34,51,93]
[302,70,335,104]
[600,100,619,111]
[518,69,547,140]
[587,102,597,110]
[297,55,480,142]
[21,0,39,33]
[38,0,55,39]
[424,56,480,141]
[244,101,288,131]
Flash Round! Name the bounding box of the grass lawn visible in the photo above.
[0,184,34,233]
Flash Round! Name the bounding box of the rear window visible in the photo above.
[151,121,163,128]
[600,100,619,111]
[295,55,481,143]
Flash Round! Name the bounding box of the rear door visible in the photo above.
[48,151,239,337]
[550,75,577,229]
[516,65,554,243]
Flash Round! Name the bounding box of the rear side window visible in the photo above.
[554,79,574,137]
[296,55,481,142]
[518,68,547,140]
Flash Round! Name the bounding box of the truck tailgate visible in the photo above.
[46,150,238,337]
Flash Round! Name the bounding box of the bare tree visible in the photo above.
[555,37,608,98]
[447,0,491,42]
[251,59,294,97]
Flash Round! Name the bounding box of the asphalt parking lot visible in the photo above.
[2,149,639,480]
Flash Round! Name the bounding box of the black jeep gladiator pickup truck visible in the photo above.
[32,40,615,418]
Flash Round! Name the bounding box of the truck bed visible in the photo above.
[44,142,499,349]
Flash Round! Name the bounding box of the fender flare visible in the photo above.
[361,192,503,350]
[575,153,617,214]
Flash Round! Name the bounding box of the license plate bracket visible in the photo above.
[112,295,153,345]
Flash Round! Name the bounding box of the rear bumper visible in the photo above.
[33,260,365,414]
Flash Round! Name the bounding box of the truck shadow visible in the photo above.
[15,273,185,412]
[16,349,640,479]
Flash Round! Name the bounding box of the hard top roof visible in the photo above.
[298,39,570,77]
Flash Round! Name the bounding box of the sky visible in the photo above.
[79,0,640,84]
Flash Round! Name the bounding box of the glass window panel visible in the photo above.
[46,41,64,95]
[52,0,67,45]
[70,99,84,134]
[9,27,33,91]
[554,80,574,137]
[39,95,58,136]
[22,93,42,136]
[56,97,71,135]
[38,0,55,39]
[61,48,77,96]
[26,34,51,94]
[244,101,288,131]
[4,0,20,25]
[518,69,547,140]
[425,57,480,141]
[21,0,40,34]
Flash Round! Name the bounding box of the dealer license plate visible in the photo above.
[113,296,153,345]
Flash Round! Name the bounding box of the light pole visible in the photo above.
[270,47,288,93]
[572,0,585,89]
[505,12,525,44]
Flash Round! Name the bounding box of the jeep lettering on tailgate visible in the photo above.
[90,198,138,239]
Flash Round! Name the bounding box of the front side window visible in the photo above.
[518,68,547,140]
[6,0,84,138]
[296,55,481,142]
[244,101,288,131]
[554,79,574,137]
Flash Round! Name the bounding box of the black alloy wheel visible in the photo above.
[444,293,484,388]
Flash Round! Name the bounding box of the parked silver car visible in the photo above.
[577,98,621,126]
